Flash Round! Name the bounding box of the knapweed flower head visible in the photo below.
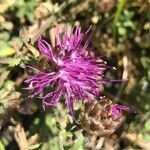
[80,97,134,136]
[25,26,108,114]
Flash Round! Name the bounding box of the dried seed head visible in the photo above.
[80,98,125,137]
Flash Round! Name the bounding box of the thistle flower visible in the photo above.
[25,26,108,114]
[81,98,134,136]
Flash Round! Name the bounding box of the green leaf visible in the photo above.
[144,120,150,132]
[28,143,42,150]
[144,134,150,141]
[0,140,5,150]
[0,105,5,115]
[0,47,16,57]
[59,130,72,140]
[141,57,150,69]
[72,134,84,150]
[118,26,127,35]
[0,58,22,66]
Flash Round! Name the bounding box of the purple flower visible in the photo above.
[25,26,107,114]
[111,104,135,119]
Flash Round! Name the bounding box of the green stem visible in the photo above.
[113,0,127,43]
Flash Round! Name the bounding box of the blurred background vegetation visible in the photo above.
[0,0,149,149]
